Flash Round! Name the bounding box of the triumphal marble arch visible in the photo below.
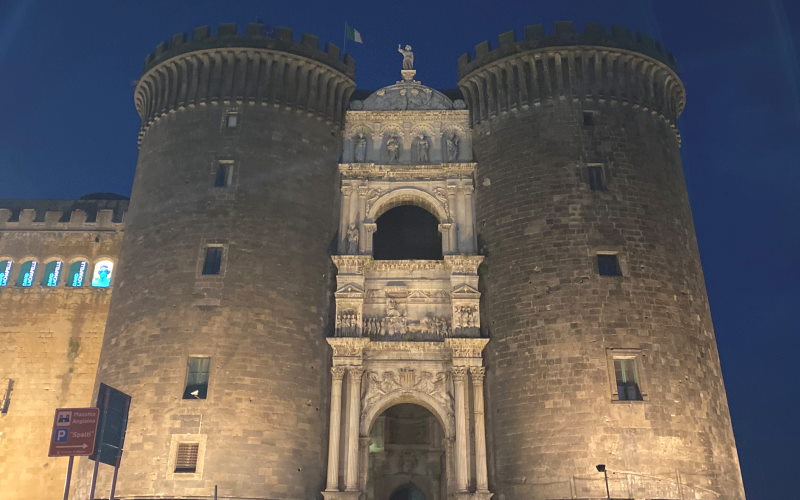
[323,53,492,500]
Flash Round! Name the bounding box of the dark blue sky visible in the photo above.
[2,1,798,497]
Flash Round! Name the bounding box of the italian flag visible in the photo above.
[346,24,363,44]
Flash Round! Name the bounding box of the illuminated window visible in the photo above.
[0,260,12,287]
[66,261,89,287]
[587,164,606,191]
[597,254,621,276]
[15,260,38,287]
[214,162,234,188]
[91,260,113,287]
[174,442,199,473]
[201,247,223,275]
[614,358,643,401]
[183,357,210,399]
[41,260,63,287]
[225,112,238,128]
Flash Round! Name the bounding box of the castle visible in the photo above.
[0,22,745,500]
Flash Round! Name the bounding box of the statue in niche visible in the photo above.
[383,299,407,335]
[398,44,414,70]
[445,132,459,162]
[417,134,429,163]
[386,135,400,162]
[346,224,359,254]
[353,133,367,162]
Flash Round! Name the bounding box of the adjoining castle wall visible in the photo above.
[0,200,125,500]
[76,24,356,500]
[460,24,744,500]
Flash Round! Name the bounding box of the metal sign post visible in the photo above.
[89,383,131,500]
[62,455,74,500]
[48,407,100,500]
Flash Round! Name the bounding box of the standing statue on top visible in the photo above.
[398,44,414,70]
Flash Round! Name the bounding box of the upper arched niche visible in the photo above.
[356,81,456,111]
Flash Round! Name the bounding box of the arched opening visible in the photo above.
[366,403,445,500]
[373,206,442,260]
[390,483,426,500]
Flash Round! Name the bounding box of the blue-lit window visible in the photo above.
[15,260,38,287]
[91,260,113,288]
[66,261,88,287]
[41,260,63,287]
[0,260,12,287]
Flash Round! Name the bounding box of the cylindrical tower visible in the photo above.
[78,23,355,499]
[458,22,744,499]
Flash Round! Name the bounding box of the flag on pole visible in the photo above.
[345,24,363,44]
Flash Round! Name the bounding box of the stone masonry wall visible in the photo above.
[0,220,123,500]
[471,100,744,499]
[76,101,350,499]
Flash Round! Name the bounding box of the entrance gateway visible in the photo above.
[322,51,493,500]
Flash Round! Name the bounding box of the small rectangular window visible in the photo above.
[583,111,595,126]
[597,254,621,276]
[201,247,223,275]
[214,162,233,188]
[614,358,643,401]
[225,112,238,128]
[174,442,199,473]
[587,165,606,191]
[183,357,210,399]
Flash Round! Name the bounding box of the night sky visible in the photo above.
[2,1,798,497]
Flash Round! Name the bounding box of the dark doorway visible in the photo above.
[389,483,426,500]
[373,205,443,260]
[367,404,445,500]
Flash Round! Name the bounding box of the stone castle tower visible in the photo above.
[0,21,744,500]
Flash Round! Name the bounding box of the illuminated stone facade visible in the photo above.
[0,21,744,500]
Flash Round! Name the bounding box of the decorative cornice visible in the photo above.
[445,338,490,358]
[338,162,475,180]
[444,255,485,274]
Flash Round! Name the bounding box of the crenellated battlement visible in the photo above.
[0,200,127,231]
[134,23,357,134]
[457,22,685,127]
[143,22,355,76]
[457,21,676,78]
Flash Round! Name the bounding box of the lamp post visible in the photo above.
[596,464,610,499]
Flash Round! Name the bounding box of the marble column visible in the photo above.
[446,185,459,252]
[463,185,476,253]
[325,366,346,491]
[357,186,369,251]
[345,367,363,491]
[471,367,489,491]
[453,367,469,492]
[339,186,353,253]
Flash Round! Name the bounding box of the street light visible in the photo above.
[596,464,610,499]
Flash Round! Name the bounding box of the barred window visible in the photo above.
[174,442,199,473]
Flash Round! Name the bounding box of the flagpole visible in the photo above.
[343,22,347,55]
